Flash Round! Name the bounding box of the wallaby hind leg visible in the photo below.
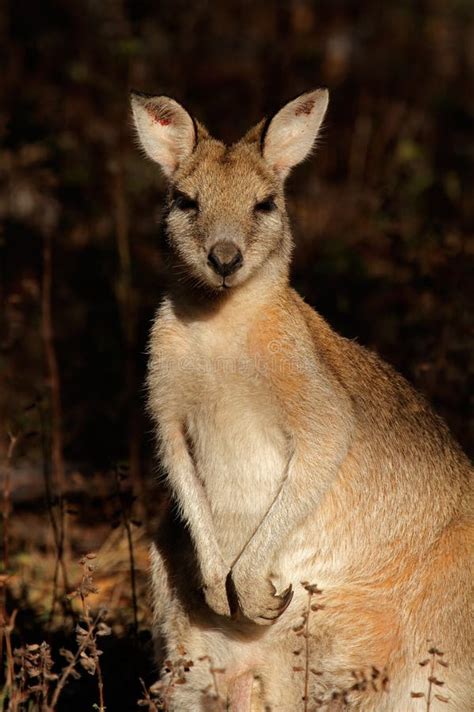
[151,506,239,711]
[256,652,308,711]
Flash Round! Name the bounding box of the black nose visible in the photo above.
[207,241,243,277]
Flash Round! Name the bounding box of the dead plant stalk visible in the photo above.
[41,228,69,593]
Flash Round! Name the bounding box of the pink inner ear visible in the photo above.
[146,105,172,126]
[295,98,314,116]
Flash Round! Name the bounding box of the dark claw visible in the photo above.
[280,583,293,604]
[258,583,294,621]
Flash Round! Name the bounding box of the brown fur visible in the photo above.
[131,89,473,710]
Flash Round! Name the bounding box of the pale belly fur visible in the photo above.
[186,388,289,565]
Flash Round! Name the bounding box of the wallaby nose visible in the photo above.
[207,241,243,278]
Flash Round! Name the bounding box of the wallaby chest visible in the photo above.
[154,308,290,560]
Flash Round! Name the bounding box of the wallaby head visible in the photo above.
[131,89,328,293]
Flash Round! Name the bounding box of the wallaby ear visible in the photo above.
[130,92,197,177]
[262,89,329,179]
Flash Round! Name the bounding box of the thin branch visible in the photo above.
[80,592,106,712]
[303,589,311,712]
[111,158,144,510]
[2,609,18,710]
[48,610,103,710]
[34,399,70,627]
[41,229,69,603]
[0,431,19,675]
[114,468,138,637]
[2,431,19,585]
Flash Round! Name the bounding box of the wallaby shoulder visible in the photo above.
[292,289,473,506]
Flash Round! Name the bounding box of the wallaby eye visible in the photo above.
[254,196,277,213]
[173,191,199,212]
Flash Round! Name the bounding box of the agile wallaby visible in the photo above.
[131,89,473,711]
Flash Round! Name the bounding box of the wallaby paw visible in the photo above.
[232,574,294,625]
[202,572,232,617]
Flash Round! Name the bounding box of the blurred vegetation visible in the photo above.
[0,0,473,708]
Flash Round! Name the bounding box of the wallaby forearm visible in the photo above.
[159,425,227,581]
[232,421,352,574]
[231,300,354,572]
